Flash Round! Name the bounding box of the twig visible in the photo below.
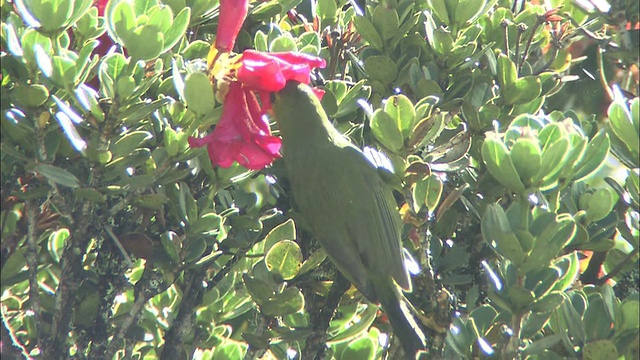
[596,47,614,102]
[25,201,44,349]
[533,47,559,75]
[503,276,525,360]
[159,269,207,360]
[103,265,164,359]
[45,202,93,359]
[519,19,542,75]
[501,19,511,58]
[87,237,130,359]
[514,23,528,70]
[303,273,350,360]
[596,248,639,286]
[104,225,134,268]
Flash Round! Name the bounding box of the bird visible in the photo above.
[271,80,427,358]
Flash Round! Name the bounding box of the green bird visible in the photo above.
[271,81,427,358]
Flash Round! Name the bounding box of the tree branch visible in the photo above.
[303,273,350,360]
[25,200,44,348]
[103,265,165,359]
[159,269,207,359]
[45,201,93,359]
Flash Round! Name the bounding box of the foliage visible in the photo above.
[1,0,638,358]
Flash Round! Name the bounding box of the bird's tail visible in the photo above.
[380,293,427,359]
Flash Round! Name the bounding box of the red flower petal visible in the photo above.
[188,82,281,170]
[237,50,326,92]
[312,88,325,100]
[215,0,249,53]
[94,0,108,16]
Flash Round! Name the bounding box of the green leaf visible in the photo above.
[334,80,370,118]
[584,188,614,222]
[3,23,23,57]
[619,299,640,332]
[573,131,610,181]
[482,203,525,264]
[162,7,190,52]
[353,16,383,50]
[110,131,153,158]
[74,188,106,203]
[608,100,639,158]
[533,137,569,190]
[584,294,614,341]
[384,94,415,139]
[126,25,163,61]
[454,0,486,25]
[329,304,378,342]
[0,247,28,284]
[134,194,168,210]
[34,164,80,188]
[372,6,399,41]
[160,231,180,264]
[364,56,398,85]
[260,287,305,316]
[582,339,618,360]
[504,76,542,105]
[508,286,536,310]
[371,110,403,152]
[427,0,450,26]
[431,27,453,54]
[21,29,53,69]
[269,34,297,52]
[410,112,445,148]
[243,274,274,307]
[482,137,525,192]
[190,213,223,235]
[497,54,517,89]
[424,174,443,212]
[298,248,328,276]
[340,336,376,360]
[552,252,579,292]
[184,72,215,116]
[184,237,207,263]
[110,0,136,44]
[521,215,576,273]
[469,305,498,336]
[147,5,172,33]
[263,219,296,254]
[626,169,639,207]
[265,240,303,281]
[47,228,69,263]
[213,342,245,359]
[523,334,563,356]
[12,83,49,107]
[526,267,561,299]
[317,0,338,24]
[510,138,541,187]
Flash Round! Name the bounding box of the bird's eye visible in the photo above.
[269,93,276,104]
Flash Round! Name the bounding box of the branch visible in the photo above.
[25,200,44,348]
[86,237,130,359]
[302,273,350,360]
[103,265,165,359]
[159,269,207,359]
[45,201,93,359]
[596,248,639,286]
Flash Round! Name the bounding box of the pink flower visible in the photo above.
[95,0,107,15]
[190,51,326,170]
[237,50,327,92]
[215,0,249,53]
[188,82,281,170]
